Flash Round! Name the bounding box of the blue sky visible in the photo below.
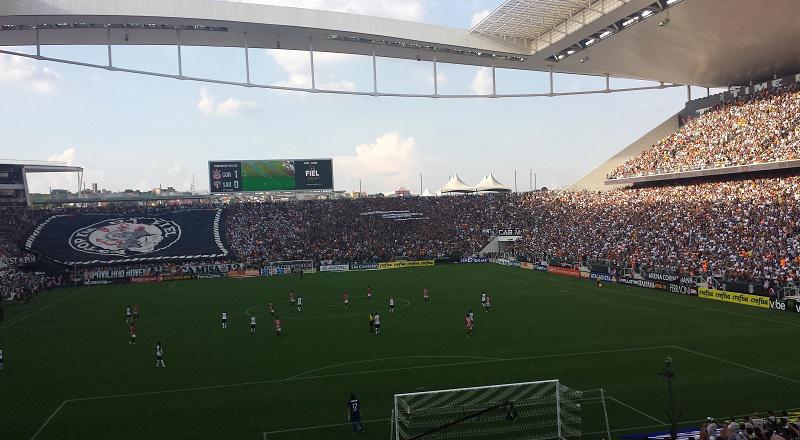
[0,0,704,194]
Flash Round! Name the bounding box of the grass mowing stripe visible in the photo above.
[675,346,800,385]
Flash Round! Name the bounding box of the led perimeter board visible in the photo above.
[208,159,333,193]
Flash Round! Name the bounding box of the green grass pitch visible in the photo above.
[1,264,799,440]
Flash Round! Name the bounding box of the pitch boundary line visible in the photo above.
[488,265,800,328]
[607,396,666,425]
[288,354,505,380]
[673,345,800,385]
[0,287,87,332]
[262,417,390,437]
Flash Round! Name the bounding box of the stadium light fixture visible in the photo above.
[641,10,654,18]
[622,17,639,27]
[584,38,596,46]
[599,30,613,39]
[666,0,681,4]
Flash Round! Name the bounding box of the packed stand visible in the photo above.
[511,176,800,284]
[224,194,526,264]
[607,84,800,179]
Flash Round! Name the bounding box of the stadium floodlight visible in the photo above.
[622,17,639,27]
[599,30,613,39]
[566,49,576,55]
[584,38,596,46]
[391,379,582,440]
[641,10,654,18]
[666,0,681,4]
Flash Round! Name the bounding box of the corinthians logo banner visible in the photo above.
[25,209,228,265]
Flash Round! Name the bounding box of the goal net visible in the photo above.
[392,380,581,440]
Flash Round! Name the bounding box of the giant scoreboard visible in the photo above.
[208,159,333,193]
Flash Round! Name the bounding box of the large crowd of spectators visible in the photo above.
[3,173,800,292]
[511,176,800,284]
[224,194,525,263]
[607,84,800,179]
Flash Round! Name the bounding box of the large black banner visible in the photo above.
[25,209,228,265]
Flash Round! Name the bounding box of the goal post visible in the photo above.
[392,379,582,440]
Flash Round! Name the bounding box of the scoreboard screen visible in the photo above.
[209,159,333,193]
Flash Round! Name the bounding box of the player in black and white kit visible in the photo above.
[373,313,381,335]
[480,291,487,308]
[389,296,395,313]
[296,295,303,312]
[221,311,228,329]
[0,347,4,370]
[155,342,165,368]
[125,306,132,323]
[250,315,257,334]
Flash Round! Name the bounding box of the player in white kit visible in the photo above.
[221,311,228,329]
[250,315,257,334]
[155,342,165,368]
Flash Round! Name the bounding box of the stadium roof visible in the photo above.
[475,173,512,192]
[0,0,798,90]
[441,175,475,193]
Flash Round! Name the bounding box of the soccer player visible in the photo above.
[221,311,228,329]
[129,322,137,344]
[423,287,430,303]
[289,290,295,305]
[0,347,4,370]
[296,295,303,312]
[465,313,473,337]
[348,393,365,433]
[343,291,350,308]
[368,313,374,334]
[132,303,140,321]
[367,285,372,301]
[480,291,487,308]
[468,309,475,323]
[595,278,603,288]
[155,342,165,368]
[269,300,275,317]
[389,296,395,313]
[250,315,257,334]
[374,313,381,335]
[125,305,132,323]
[274,316,282,336]
[485,295,492,312]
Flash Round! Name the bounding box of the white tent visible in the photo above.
[421,187,433,197]
[440,174,475,193]
[475,173,512,193]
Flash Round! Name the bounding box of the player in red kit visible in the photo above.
[464,313,473,337]
[274,316,282,336]
[128,322,137,344]
[343,291,350,308]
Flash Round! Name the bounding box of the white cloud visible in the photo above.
[0,53,61,94]
[335,133,428,193]
[268,50,356,91]
[229,0,426,21]
[47,148,77,165]
[197,87,260,116]
[471,67,493,95]
[470,9,490,27]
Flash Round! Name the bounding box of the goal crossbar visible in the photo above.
[392,379,582,440]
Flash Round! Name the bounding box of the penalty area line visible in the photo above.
[29,399,72,440]
[0,287,88,332]
[262,417,389,437]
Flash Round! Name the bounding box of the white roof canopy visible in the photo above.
[476,173,512,192]
[441,174,475,193]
